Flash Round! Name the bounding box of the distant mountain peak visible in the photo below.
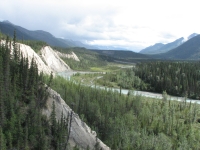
[187,33,199,40]
[2,20,13,24]
[0,21,94,48]
[140,34,199,55]
[153,34,200,60]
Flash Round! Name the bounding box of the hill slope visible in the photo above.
[140,37,184,54]
[0,21,91,48]
[153,35,200,60]
[93,49,151,63]
[139,43,165,54]
[43,88,110,150]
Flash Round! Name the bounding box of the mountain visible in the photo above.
[140,37,184,54]
[153,35,200,60]
[139,43,165,54]
[92,49,151,63]
[187,33,198,40]
[94,50,148,58]
[0,20,93,48]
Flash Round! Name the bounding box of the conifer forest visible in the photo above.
[1,32,200,150]
[0,34,68,150]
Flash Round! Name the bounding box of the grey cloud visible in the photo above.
[1,0,194,52]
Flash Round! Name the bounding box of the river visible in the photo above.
[57,71,200,104]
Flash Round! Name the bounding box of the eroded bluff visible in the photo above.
[42,88,110,150]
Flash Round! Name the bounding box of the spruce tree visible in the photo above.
[0,54,5,127]
[0,127,6,150]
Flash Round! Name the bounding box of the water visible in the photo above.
[58,71,200,104]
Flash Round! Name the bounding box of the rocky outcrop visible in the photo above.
[56,51,80,61]
[40,46,71,72]
[1,41,77,74]
[18,43,53,75]
[1,40,109,149]
[42,88,110,150]
[0,40,53,75]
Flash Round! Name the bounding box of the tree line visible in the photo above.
[0,32,68,150]
[2,31,200,149]
[50,75,200,150]
[134,61,200,99]
[96,69,147,90]
[55,47,109,71]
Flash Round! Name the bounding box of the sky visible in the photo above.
[0,0,200,52]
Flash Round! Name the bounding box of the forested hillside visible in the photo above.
[93,49,152,63]
[0,21,94,49]
[50,75,200,150]
[0,34,68,149]
[55,47,109,70]
[96,69,147,90]
[1,31,200,150]
[152,35,200,60]
[134,61,200,99]
[140,37,184,54]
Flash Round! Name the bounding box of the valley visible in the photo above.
[1,24,200,150]
[62,67,200,104]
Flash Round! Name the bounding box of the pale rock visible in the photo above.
[0,40,52,75]
[18,43,53,75]
[43,88,110,150]
[40,46,71,72]
[1,40,109,149]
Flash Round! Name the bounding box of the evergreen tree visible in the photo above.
[0,54,5,127]
[0,127,6,150]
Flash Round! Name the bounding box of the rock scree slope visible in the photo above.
[40,46,71,72]
[0,40,53,75]
[1,40,109,149]
[42,88,110,150]
[18,43,53,74]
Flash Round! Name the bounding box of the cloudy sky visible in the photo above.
[0,0,200,51]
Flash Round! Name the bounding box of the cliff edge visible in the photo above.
[42,88,110,150]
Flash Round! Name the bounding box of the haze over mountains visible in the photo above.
[0,20,96,49]
[0,20,133,51]
[1,20,200,61]
[139,33,199,54]
[152,34,200,60]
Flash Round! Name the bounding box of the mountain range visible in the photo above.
[0,20,95,49]
[1,20,200,61]
[0,21,137,51]
[152,34,200,60]
[139,33,198,54]
[97,34,200,61]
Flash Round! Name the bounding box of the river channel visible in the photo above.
[57,71,200,104]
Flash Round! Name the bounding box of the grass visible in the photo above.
[71,73,104,86]
[71,63,134,86]
[90,63,133,72]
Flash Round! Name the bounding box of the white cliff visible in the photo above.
[18,43,53,75]
[43,88,110,150]
[40,46,71,72]
[1,40,109,149]
[0,40,53,75]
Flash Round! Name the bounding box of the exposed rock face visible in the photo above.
[43,88,110,150]
[40,46,71,72]
[56,50,80,61]
[1,40,109,149]
[0,40,53,75]
[18,43,53,75]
